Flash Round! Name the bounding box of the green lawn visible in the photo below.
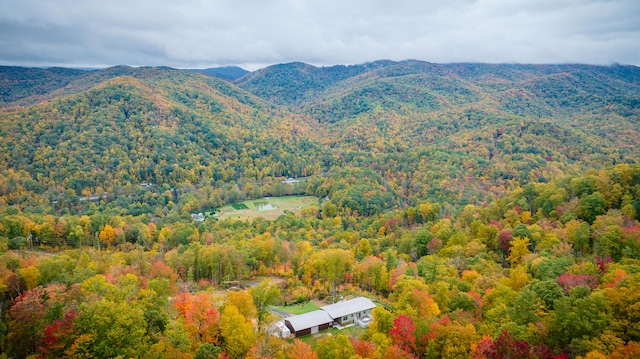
[271,302,320,315]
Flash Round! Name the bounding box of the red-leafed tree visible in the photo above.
[474,330,555,359]
[595,256,612,274]
[499,231,513,246]
[39,310,78,358]
[557,273,599,294]
[475,330,531,359]
[389,314,416,356]
[499,231,513,257]
[7,288,47,357]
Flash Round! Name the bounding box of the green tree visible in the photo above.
[594,226,623,261]
[195,343,222,359]
[251,280,281,328]
[527,279,564,310]
[322,200,338,218]
[577,192,607,224]
[67,225,85,247]
[415,228,433,257]
[549,287,609,349]
[69,299,149,358]
[567,220,591,256]
[512,224,532,240]
[509,289,544,325]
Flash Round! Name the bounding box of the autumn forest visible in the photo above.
[0,60,640,358]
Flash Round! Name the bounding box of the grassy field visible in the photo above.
[271,302,321,315]
[216,195,318,221]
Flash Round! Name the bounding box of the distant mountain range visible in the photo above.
[0,65,250,106]
[188,66,249,81]
[1,60,639,212]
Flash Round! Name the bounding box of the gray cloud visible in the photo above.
[0,0,638,69]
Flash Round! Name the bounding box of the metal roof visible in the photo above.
[321,297,376,319]
[284,310,333,331]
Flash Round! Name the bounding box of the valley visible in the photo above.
[0,61,639,358]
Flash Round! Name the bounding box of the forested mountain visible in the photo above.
[0,66,326,214]
[238,60,640,210]
[190,66,249,81]
[0,66,88,106]
[1,62,640,216]
[1,61,640,358]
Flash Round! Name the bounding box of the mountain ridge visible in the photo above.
[188,66,249,81]
[1,60,639,214]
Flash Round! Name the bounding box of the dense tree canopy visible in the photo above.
[0,62,639,358]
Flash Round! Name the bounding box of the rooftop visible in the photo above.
[321,297,376,319]
[285,310,333,331]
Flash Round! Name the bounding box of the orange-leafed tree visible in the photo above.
[351,339,377,359]
[382,345,415,359]
[287,339,317,359]
[174,292,220,345]
[149,261,178,296]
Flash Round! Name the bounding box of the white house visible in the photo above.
[321,297,376,326]
[284,310,333,337]
[281,297,376,337]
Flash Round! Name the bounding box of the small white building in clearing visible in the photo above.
[191,213,205,222]
[270,321,291,338]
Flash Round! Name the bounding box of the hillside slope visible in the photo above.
[237,61,640,208]
[1,61,639,214]
[0,67,325,206]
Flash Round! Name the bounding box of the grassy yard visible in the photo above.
[298,325,367,346]
[271,302,320,315]
[215,195,318,221]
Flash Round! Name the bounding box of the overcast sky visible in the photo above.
[0,0,639,70]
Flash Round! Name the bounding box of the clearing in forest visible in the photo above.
[216,195,318,221]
